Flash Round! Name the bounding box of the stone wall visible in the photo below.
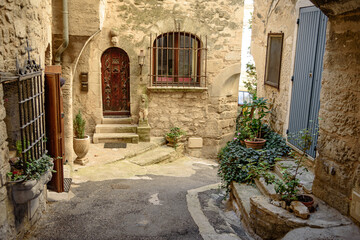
[251,0,360,224]
[56,0,244,159]
[0,0,52,239]
[251,0,313,135]
[311,0,360,224]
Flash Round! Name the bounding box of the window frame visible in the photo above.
[264,32,284,89]
[151,32,204,87]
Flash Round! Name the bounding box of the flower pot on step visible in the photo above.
[297,194,314,209]
[244,138,267,150]
[73,135,90,165]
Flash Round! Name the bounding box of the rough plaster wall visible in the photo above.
[0,0,52,238]
[312,11,360,221]
[251,0,298,135]
[67,0,244,158]
[52,0,101,36]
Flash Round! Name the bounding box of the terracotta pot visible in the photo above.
[73,135,90,165]
[244,138,266,149]
[297,194,314,208]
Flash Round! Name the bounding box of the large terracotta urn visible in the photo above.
[73,135,90,165]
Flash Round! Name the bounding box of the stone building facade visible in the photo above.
[52,0,244,161]
[251,0,360,225]
[0,0,53,239]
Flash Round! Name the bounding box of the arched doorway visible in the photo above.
[101,47,130,116]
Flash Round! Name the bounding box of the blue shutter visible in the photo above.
[288,6,328,158]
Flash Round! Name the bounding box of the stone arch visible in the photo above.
[210,63,241,97]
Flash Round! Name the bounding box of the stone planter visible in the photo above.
[10,170,52,204]
[166,135,185,147]
[73,135,90,165]
[244,138,267,150]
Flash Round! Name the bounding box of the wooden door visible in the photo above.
[45,71,65,193]
[101,48,130,116]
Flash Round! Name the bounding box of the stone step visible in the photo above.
[102,117,132,124]
[95,124,138,134]
[230,182,262,229]
[93,133,139,144]
[275,160,314,194]
[128,145,176,166]
[254,174,281,200]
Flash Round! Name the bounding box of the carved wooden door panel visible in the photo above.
[101,48,130,116]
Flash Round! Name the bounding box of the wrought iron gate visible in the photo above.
[288,6,328,158]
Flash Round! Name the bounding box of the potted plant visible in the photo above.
[241,97,269,149]
[73,111,90,165]
[263,127,316,208]
[7,141,54,204]
[165,127,186,148]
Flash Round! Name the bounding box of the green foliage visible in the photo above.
[165,127,186,141]
[165,127,186,149]
[218,130,290,190]
[264,130,291,156]
[262,127,317,204]
[73,111,86,139]
[244,62,257,97]
[239,96,269,141]
[7,154,54,182]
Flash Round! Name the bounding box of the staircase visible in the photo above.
[230,158,355,239]
[93,117,139,144]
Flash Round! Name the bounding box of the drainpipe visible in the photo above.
[54,0,69,65]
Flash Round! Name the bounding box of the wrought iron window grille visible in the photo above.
[1,40,47,164]
[149,32,207,88]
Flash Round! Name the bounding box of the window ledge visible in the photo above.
[147,86,208,93]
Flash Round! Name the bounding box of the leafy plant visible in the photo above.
[244,62,257,98]
[241,96,269,141]
[73,111,86,139]
[7,153,54,182]
[165,127,186,141]
[218,129,290,191]
[263,127,317,204]
[165,127,186,149]
[8,137,55,182]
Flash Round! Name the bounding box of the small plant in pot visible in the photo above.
[165,127,186,148]
[242,97,269,149]
[73,111,90,165]
[263,126,317,210]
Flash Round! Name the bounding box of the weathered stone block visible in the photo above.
[290,201,310,219]
[350,190,360,223]
[137,125,150,142]
[188,137,203,149]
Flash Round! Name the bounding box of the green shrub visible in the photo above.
[74,111,86,139]
[218,129,290,190]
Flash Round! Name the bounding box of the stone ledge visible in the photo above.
[147,86,208,93]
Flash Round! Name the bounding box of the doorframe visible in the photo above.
[100,47,131,117]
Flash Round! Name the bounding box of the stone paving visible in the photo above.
[25,140,251,240]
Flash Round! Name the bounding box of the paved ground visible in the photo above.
[25,143,251,240]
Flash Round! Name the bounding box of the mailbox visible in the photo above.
[81,72,88,91]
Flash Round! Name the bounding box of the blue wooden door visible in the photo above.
[288,6,327,158]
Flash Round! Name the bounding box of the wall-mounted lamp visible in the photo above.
[138,50,145,80]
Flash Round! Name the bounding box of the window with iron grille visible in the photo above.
[149,32,207,87]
